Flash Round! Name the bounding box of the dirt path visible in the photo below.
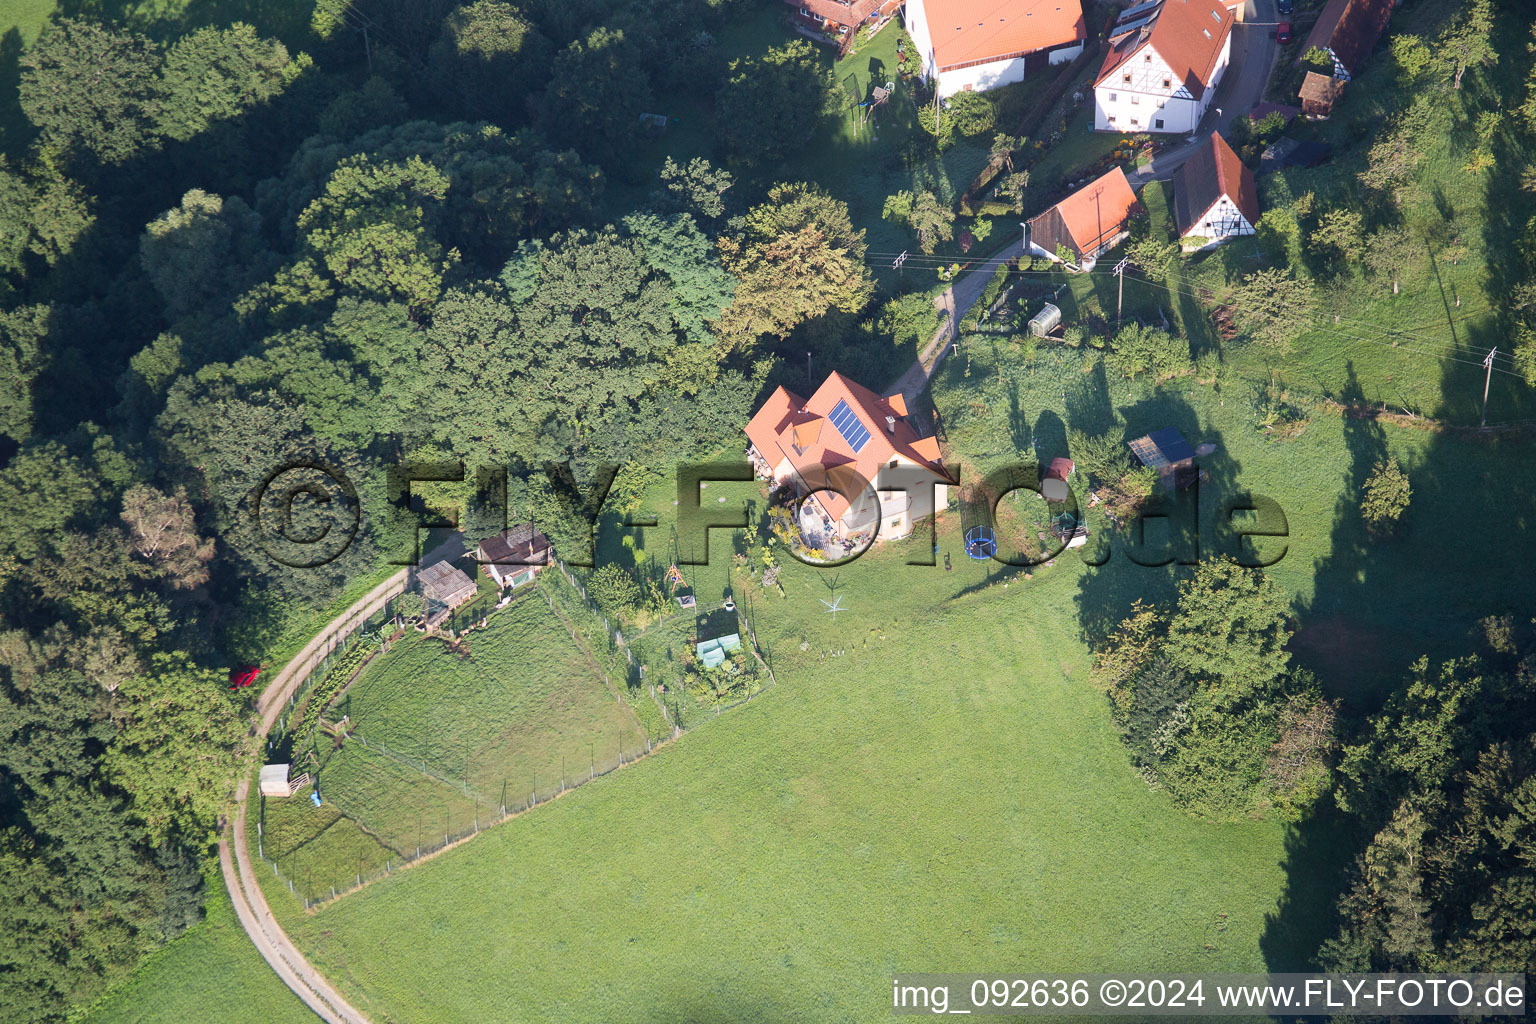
[885,241,1025,408]
[220,569,411,1024]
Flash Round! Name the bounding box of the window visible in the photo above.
[1144,53,1152,62]
[1123,73,1131,83]
[1109,91,1118,101]
[1131,95,1140,105]
[1155,118,1165,129]
[1162,78,1171,88]
[1107,114,1117,123]
[1130,118,1140,127]
[963,83,973,91]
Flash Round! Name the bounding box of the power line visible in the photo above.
[856,253,1528,378]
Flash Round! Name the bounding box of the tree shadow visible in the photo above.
[1071,391,1243,646]
[1031,408,1067,464]
[0,28,31,158]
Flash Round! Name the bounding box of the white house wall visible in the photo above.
[907,0,1082,100]
[1182,195,1255,246]
[905,0,938,81]
[1093,33,1232,133]
[934,42,1083,99]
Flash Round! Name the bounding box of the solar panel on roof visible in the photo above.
[1110,12,1157,37]
[1119,0,1161,19]
[828,399,872,454]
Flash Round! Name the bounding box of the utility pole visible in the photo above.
[1113,256,1131,324]
[1481,347,1497,427]
[893,250,908,282]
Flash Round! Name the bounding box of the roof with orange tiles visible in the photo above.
[793,0,900,30]
[744,372,950,521]
[1097,0,1234,100]
[917,0,1086,69]
[1028,166,1141,259]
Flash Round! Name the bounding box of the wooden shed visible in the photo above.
[1129,427,1198,486]
[260,763,308,798]
[1299,72,1346,119]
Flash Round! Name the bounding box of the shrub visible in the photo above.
[1069,428,1128,485]
[1361,457,1411,534]
[948,90,996,136]
[589,563,642,616]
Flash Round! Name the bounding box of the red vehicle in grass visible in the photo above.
[1277,21,1293,44]
[229,666,261,690]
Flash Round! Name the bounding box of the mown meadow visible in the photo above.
[255,588,651,904]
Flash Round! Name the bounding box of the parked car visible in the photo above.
[1277,0,1294,14]
[1277,21,1293,43]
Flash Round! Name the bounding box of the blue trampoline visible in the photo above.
[965,525,997,560]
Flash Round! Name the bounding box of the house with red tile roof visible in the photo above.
[904,0,1086,99]
[1026,166,1141,269]
[1300,0,1394,82]
[785,0,904,48]
[1171,131,1259,249]
[1093,0,1235,134]
[745,372,951,543]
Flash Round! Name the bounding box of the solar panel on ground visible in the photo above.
[1128,435,1169,468]
[828,399,872,453]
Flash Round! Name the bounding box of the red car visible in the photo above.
[1277,21,1293,44]
[229,666,261,690]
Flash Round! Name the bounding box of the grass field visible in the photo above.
[78,887,313,1024]
[255,588,650,903]
[279,530,1304,1022]
[253,331,1533,1018]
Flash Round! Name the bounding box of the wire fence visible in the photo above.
[251,550,778,911]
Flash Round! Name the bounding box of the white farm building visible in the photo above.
[904,0,1087,99]
[1094,0,1235,134]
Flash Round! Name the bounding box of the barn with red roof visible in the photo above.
[745,372,952,543]
[904,0,1087,99]
[1171,131,1259,249]
[1094,0,1235,134]
[1026,166,1142,270]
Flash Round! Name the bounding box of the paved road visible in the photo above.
[1129,0,1281,184]
[886,0,1280,404]
[220,570,412,1024]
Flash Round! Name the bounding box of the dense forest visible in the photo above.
[0,0,884,1018]
[1,0,1534,1018]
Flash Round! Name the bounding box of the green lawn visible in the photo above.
[1,0,53,43]
[254,586,651,904]
[259,311,1534,1019]
[77,888,314,1024]
[231,463,1317,1022]
[284,553,1299,1022]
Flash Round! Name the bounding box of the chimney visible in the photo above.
[885,415,896,433]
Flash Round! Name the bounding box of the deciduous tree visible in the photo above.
[716,40,833,165]
[715,183,872,346]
